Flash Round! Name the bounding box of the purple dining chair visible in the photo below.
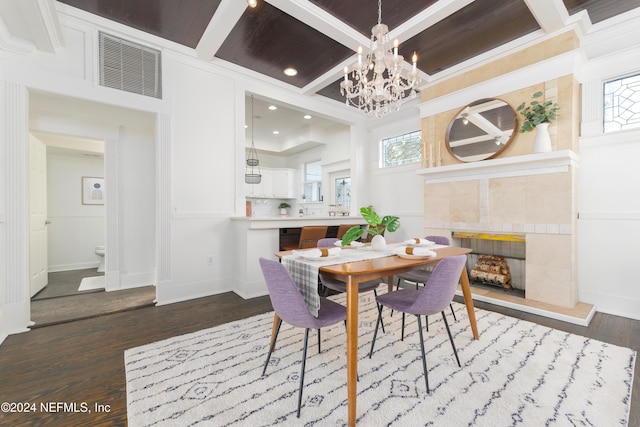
[369,255,467,394]
[394,235,457,324]
[259,257,347,418]
[317,238,386,333]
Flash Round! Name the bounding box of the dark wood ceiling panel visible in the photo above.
[563,0,640,24]
[58,0,220,48]
[402,0,539,75]
[215,2,353,88]
[309,0,437,36]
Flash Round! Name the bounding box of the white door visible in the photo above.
[29,136,48,297]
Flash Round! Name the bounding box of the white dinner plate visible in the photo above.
[335,240,364,248]
[404,239,436,247]
[299,252,341,261]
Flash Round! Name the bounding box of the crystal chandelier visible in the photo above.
[340,0,420,118]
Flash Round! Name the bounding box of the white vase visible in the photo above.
[279,208,287,217]
[533,122,552,153]
[370,234,387,251]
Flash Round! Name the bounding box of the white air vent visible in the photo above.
[99,32,162,99]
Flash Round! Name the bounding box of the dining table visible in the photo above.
[275,243,477,426]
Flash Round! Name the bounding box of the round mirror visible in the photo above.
[445,98,516,162]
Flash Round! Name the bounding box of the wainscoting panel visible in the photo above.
[48,215,104,272]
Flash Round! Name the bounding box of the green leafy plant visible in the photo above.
[341,206,400,246]
[278,202,291,209]
[516,91,559,133]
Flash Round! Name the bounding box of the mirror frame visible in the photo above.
[445,98,517,162]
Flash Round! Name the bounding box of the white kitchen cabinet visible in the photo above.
[270,169,295,198]
[245,168,295,198]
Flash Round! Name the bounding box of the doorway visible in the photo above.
[24,91,158,328]
[30,134,106,301]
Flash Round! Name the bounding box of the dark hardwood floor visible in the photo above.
[0,293,637,426]
[32,268,104,300]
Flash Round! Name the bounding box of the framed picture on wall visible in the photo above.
[82,177,105,205]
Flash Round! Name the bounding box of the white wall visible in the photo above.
[576,45,640,320]
[46,148,104,271]
[365,106,424,242]
[156,58,238,303]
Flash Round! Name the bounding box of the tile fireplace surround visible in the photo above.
[417,150,592,324]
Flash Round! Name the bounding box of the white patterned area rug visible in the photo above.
[125,291,636,426]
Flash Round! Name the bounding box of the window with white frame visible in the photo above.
[380,130,422,168]
[604,72,640,133]
[303,160,322,202]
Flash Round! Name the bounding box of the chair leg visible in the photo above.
[401,313,406,341]
[373,289,385,334]
[368,306,384,358]
[297,328,311,418]
[416,315,430,393]
[317,328,321,353]
[425,315,429,332]
[449,303,457,321]
[391,278,402,317]
[441,311,461,367]
[262,319,282,376]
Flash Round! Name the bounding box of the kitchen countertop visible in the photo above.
[231,216,365,229]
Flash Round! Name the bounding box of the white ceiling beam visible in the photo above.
[195,0,247,61]
[266,0,369,50]
[18,0,63,52]
[524,0,569,34]
[389,0,473,42]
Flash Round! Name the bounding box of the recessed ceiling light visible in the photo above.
[284,67,298,76]
[245,124,248,128]
[272,130,280,135]
[268,105,277,111]
[304,114,312,120]
[247,0,257,8]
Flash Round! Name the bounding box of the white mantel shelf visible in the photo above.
[417,150,579,183]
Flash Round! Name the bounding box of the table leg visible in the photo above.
[459,265,479,340]
[346,277,358,426]
[386,275,394,293]
[270,313,281,351]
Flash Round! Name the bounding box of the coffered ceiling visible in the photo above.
[47,0,639,107]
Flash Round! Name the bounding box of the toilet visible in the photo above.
[95,245,105,272]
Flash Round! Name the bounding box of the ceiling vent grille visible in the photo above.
[99,32,162,99]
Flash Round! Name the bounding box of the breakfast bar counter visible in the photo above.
[231,216,365,298]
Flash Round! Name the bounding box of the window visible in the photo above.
[303,160,322,202]
[604,73,640,133]
[381,130,422,167]
[334,177,351,209]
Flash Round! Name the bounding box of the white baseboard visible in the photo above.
[155,278,234,306]
[48,262,99,273]
[579,290,640,321]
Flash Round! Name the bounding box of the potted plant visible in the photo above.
[341,206,400,250]
[278,202,291,216]
[516,91,559,153]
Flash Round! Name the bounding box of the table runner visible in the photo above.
[281,244,439,316]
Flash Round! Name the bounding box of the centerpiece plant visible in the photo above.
[341,206,400,248]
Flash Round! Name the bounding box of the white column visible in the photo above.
[2,82,30,334]
[156,113,171,284]
[104,137,120,290]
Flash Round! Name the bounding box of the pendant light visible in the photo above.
[245,95,261,184]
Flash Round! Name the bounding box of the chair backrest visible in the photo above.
[426,235,449,246]
[318,238,339,248]
[408,255,467,316]
[298,226,328,249]
[259,258,317,328]
[336,224,354,239]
